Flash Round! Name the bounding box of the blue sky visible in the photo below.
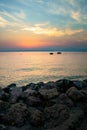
[0,0,87,51]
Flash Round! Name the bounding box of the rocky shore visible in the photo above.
[0,79,87,130]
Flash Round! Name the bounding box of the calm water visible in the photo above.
[0,52,87,87]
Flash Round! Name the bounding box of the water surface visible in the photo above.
[0,52,87,87]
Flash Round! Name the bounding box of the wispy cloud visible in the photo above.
[71,11,81,22]
[36,0,44,4]
[47,1,68,15]
[22,25,84,37]
[14,10,26,19]
[68,0,75,6]
[0,10,26,22]
[35,22,49,27]
[0,16,9,27]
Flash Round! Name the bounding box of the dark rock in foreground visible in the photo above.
[0,79,87,130]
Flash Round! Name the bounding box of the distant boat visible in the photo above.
[57,52,62,54]
[49,52,54,55]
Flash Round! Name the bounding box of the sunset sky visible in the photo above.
[0,0,87,51]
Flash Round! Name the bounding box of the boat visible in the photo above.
[57,52,62,54]
[49,52,54,55]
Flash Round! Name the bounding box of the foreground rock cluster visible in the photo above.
[0,79,87,130]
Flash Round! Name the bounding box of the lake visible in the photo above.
[0,52,87,87]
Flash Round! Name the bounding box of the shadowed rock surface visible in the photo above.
[0,79,87,130]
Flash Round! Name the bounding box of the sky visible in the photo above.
[0,0,87,51]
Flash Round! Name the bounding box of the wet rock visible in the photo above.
[83,79,87,83]
[66,87,84,101]
[45,107,84,130]
[21,89,37,99]
[43,81,56,89]
[0,100,10,113]
[0,87,9,101]
[26,96,42,107]
[26,83,36,90]
[0,88,5,99]
[0,103,28,127]
[3,83,16,93]
[57,93,74,107]
[37,82,44,88]
[80,89,87,102]
[44,104,69,129]
[0,124,7,130]
[73,80,87,89]
[55,79,73,92]
[39,88,58,100]
[9,87,22,103]
[29,108,44,127]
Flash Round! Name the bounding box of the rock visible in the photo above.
[0,100,10,113]
[66,87,84,101]
[0,87,9,101]
[39,88,58,100]
[9,87,22,103]
[3,83,16,93]
[57,93,74,107]
[55,79,73,92]
[29,108,44,127]
[44,104,69,129]
[43,81,56,89]
[0,124,7,130]
[80,89,87,103]
[73,80,87,89]
[83,79,87,83]
[0,103,29,127]
[45,107,84,130]
[0,88,5,99]
[26,83,36,90]
[37,82,44,88]
[26,96,42,107]
[21,89,37,99]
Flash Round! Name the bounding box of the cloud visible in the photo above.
[22,25,84,37]
[0,16,9,27]
[71,11,81,22]
[0,10,26,22]
[68,0,75,5]
[35,22,49,27]
[14,10,26,19]
[36,0,44,3]
[47,1,69,15]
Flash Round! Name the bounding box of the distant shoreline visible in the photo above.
[0,50,87,52]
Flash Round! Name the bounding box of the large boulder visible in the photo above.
[0,124,7,130]
[26,96,42,107]
[44,104,69,129]
[39,88,58,100]
[57,93,74,107]
[66,87,84,101]
[73,80,87,89]
[37,82,44,88]
[80,89,87,103]
[43,81,56,89]
[0,87,4,99]
[45,107,84,130]
[0,88,9,101]
[3,83,16,93]
[55,79,73,92]
[25,83,36,90]
[9,87,22,103]
[83,79,87,83]
[0,100,10,113]
[0,103,29,127]
[21,89,37,99]
[29,108,44,127]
